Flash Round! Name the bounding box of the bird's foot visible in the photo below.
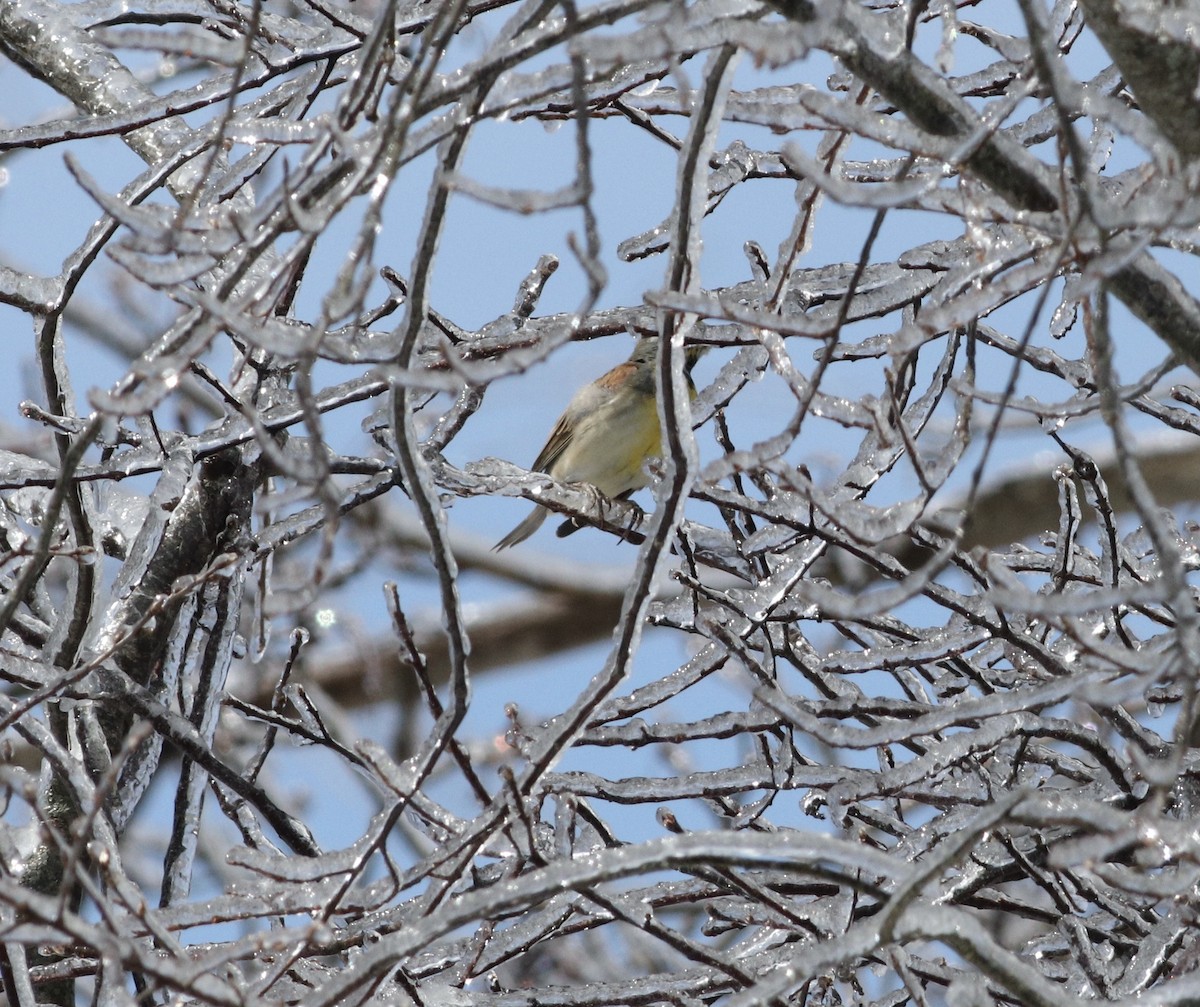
[554,488,643,540]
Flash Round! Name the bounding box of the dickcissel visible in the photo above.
[494,337,704,550]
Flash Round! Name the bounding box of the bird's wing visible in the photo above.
[531,411,575,473]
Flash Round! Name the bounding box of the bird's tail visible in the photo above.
[493,506,547,550]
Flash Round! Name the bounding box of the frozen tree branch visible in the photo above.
[2,0,1200,1003]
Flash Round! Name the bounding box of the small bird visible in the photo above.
[494,337,703,550]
